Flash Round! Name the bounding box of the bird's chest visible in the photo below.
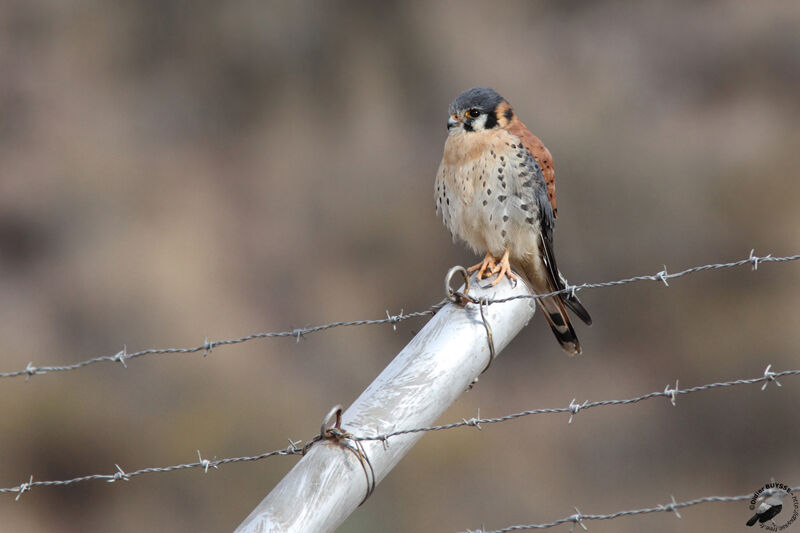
[435,131,537,254]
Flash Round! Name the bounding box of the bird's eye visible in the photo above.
[466,109,481,119]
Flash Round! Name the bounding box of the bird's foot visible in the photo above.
[487,249,518,287]
[467,252,498,281]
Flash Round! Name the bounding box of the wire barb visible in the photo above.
[196,450,218,473]
[655,266,669,286]
[761,364,782,390]
[749,249,759,270]
[14,475,33,501]
[202,337,215,357]
[568,399,587,424]
[385,309,404,331]
[664,380,679,406]
[114,346,128,368]
[569,507,588,531]
[749,249,773,270]
[24,362,43,381]
[108,464,130,483]
[566,282,577,299]
[659,495,682,519]
[462,409,483,430]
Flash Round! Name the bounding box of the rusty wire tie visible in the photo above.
[444,266,497,374]
[303,405,376,505]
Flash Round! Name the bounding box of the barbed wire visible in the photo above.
[354,365,798,441]
[488,250,800,305]
[0,309,443,380]
[3,366,795,500]
[0,443,305,500]
[464,487,800,532]
[2,250,798,381]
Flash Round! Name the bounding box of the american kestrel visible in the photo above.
[435,87,591,355]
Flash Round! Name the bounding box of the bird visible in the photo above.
[747,490,786,527]
[435,87,591,355]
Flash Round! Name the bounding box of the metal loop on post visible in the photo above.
[444,266,475,306]
[320,404,343,437]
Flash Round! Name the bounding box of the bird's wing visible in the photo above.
[505,129,592,326]
[506,119,557,217]
[501,132,559,292]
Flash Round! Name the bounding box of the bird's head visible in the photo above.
[447,87,514,134]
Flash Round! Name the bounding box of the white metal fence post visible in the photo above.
[234,275,536,533]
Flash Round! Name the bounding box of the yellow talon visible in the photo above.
[467,250,517,285]
[466,252,497,281]
[487,249,518,286]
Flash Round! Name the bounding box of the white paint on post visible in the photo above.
[234,276,536,533]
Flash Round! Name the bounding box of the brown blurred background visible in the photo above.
[1,1,799,531]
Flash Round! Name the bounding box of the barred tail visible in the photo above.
[515,239,590,356]
[537,293,582,355]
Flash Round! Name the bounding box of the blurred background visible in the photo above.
[1,1,799,531]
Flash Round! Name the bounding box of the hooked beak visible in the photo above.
[447,114,460,130]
